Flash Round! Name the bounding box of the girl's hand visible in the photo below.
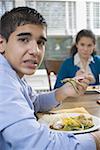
[75,69,95,84]
[76,69,85,76]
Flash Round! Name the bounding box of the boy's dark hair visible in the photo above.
[70,29,96,57]
[0,7,47,41]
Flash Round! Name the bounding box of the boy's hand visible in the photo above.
[55,75,94,103]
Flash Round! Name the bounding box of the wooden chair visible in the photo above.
[44,59,63,91]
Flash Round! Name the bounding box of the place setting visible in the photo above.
[38,107,100,134]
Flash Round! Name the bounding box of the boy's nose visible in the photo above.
[28,40,39,54]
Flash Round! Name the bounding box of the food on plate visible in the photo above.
[50,114,94,131]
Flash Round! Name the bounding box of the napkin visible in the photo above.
[37,107,89,119]
[49,107,89,114]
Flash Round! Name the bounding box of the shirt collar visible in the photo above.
[74,53,95,66]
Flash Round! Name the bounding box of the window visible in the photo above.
[25,0,35,8]
[86,2,100,29]
[36,1,66,34]
[67,1,76,30]
[0,0,15,17]
[93,2,100,28]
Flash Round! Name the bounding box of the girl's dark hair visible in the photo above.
[70,29,96,57]
[0,7,47,41]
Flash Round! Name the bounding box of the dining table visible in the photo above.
[52,92,100,117]
[37,88,100,149]
[37,91,100,134]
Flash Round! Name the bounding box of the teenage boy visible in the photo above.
[0,6,99,150]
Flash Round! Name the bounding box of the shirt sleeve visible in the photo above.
[76,133,96,150]
[21,78,59,113]
[31,89,59,113]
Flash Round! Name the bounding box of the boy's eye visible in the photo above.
[18,38,29,43]
[37,40,46,47]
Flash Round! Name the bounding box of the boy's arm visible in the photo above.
[32,90,59,112]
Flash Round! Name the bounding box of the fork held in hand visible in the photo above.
[61,78,85,94]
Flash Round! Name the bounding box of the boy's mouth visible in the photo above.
[23,59,38,69]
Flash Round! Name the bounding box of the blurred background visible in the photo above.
[0,0,100,91]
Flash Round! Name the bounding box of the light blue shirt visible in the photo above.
[0,54,96,150]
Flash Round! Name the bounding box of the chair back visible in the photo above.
[44,59,63,90]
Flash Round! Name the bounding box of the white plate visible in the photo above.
[38,113,100,134]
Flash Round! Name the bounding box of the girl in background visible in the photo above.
[54,29,100,89]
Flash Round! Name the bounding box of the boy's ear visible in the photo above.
[0,34,6,53]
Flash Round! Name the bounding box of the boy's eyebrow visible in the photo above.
[16,32,31,37]
[16,32,47,41]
